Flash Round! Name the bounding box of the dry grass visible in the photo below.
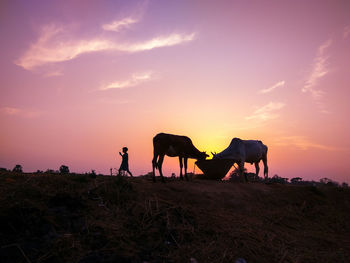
[0,171,350,263]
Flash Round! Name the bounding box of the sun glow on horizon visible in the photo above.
[1,0,350,183]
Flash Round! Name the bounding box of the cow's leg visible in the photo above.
[152,152,159,182]
[239,161,247,182]
[184,157,188,181]
[263,155,268,179]
[179,157,184,180]
[158,154,165,183]
[255,162,260,181]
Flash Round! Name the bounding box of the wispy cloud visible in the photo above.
[0,107,42,118]
[15,25,113,70]
[15,25,196,70]
[246,102,285,122]
[102,17,138,32]
[100,72,154,90]
[0,107,21,115]
[302,39,332,112]
[260,80,285,94]
[344,25,350,39]
[273,136,344,151]
[117,33,196,52]
[97,98,133,105]
[44,69,63,77]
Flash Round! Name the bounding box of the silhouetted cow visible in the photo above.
[152,133,208,182]
[212,138,268,181]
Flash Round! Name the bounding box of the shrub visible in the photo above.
[291,177,303,184]
[59,165,70,174]
[267,174,288,184]
[12,164,23,173]
[320,177,339,187]
[45,169,58,174]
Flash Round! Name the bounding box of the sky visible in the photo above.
[1,0,350,183]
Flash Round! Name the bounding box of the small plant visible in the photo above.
[59,165,70,174]
[267,174,288,184]
[12,164,23,173]
[320,177,339,186]
[291,177,303,184]
[89,170,97,178]
[228,167,247,182]
[45,169,57,174]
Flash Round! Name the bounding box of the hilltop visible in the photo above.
[0,171,350,263]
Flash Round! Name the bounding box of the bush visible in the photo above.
[291,177,303,184]
[85,170,96,178]
[12,164,23,173]
[267,174,288,184]
[45,169,58,174]
[320,177,339,187]
[59,165,70,174]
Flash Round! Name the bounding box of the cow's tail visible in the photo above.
[263,146,268,178]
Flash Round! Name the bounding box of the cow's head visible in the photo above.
[198,151,209,160]
[211,151,217,159]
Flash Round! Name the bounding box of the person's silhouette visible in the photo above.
[118,147,133,177]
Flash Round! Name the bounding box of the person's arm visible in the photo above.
[119,152,122,156]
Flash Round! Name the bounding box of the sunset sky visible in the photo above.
[1,0,350,183]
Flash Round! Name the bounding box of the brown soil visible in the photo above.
[0,171,349,263]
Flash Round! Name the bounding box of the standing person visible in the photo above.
[118,147,133,177]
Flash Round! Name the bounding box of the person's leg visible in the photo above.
[127,169,133,177]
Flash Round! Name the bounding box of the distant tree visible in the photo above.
[59,165,70,174]
[36,170,43,174]
[291,177,303,184]
[45,169,57,174]
[341,182,349,188]
[12,164,23,173]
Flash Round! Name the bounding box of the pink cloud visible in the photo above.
[0,107,42,118]
[246,102,285,122]
[15,25,196,71]
[259,80,285,94]
[302,39,332,112]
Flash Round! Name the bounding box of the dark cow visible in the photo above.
[152,133,208,182]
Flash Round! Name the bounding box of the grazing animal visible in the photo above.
[152,133,209,182]
[212,138,268,181]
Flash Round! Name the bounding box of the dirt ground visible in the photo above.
[1,171,350,263]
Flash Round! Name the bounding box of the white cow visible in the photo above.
[212,138,268,181]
